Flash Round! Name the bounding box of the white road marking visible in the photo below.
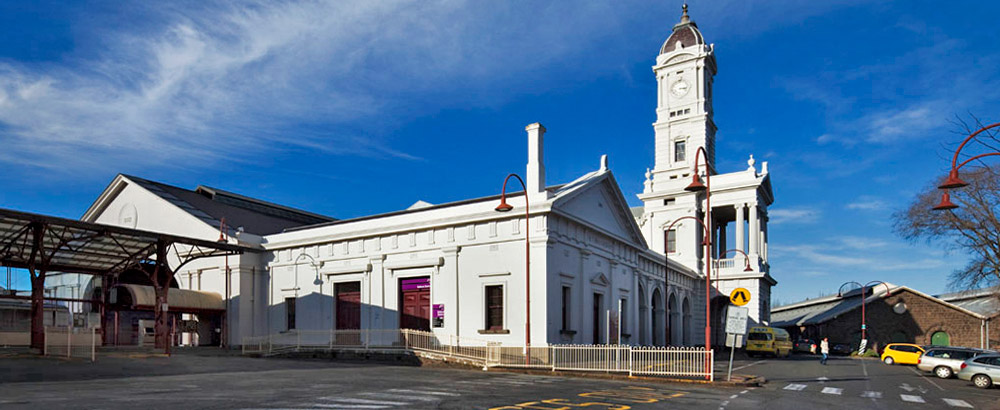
[816,376,829,383]
[358,393,439,402]
[943,398,974,408]
[821,387,842,395]
[318,398,410,405]
[908,366,945,391]
[901,394,926,403]
[783,384,807,391]
[313,404,390,409]
[387,389,459,396]
[740,390,749,394]
[732,360,767,371]
[860,391,882,399]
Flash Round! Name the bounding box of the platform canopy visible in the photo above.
[0,207,252,275]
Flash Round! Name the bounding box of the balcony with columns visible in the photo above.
[708,202,769,277]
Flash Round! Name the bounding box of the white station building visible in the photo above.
[69,6,775,349]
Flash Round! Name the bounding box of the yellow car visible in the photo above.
[881,343,925,365]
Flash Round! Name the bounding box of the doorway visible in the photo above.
[335,282,361,330]
[593,293,604,344]
[400,277,431,331]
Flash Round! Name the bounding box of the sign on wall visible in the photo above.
[432,304,444,328]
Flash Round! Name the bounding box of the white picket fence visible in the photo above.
[242,329,713,380]
[43,327,97,362]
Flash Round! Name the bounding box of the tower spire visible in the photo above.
[680,3,690,24]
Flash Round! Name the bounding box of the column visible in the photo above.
[762,215,769,263]
[735,204,745,253]
[749,203,759,257]
[718,223,727,258]
[442,246,461,337]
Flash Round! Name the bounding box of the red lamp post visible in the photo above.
[837,281,891,342]
[932,122,1000,211]
[495,173,530,364]
[684,146,715,359]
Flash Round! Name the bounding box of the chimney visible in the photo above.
[526,122,548,201]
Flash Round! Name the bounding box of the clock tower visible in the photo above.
[650,4,717,185]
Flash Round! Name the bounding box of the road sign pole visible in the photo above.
[727,334,736,381]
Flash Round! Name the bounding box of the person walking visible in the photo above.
[820,337,830,365]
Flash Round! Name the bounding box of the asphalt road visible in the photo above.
[718,353,1000,409]
[3,349,1000,409]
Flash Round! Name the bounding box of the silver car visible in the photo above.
[957,353,1000,388]
[918,347,990,378]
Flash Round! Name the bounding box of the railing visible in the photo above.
[242,329,714,380]
[43,327,96,362]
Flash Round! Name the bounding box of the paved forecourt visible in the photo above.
[0,351,747,410]
[719,354,1000,409]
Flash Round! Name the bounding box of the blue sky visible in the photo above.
[0,1,997,304]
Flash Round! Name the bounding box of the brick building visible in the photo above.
[772,284,1000,351]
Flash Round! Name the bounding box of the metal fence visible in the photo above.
[243,329,713,380]
[43,327,97,362]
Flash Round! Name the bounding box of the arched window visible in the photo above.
[931,331,951,347]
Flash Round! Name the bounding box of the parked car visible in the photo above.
[746,326,793,357]
[918,347,991,378]
[957,354,1000,388]
[830,343,852,356]
[881,343,925,365]
[793,339,816,354]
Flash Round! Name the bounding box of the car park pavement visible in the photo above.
[718,353,1000,409]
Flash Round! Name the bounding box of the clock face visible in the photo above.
[671,80,690,97]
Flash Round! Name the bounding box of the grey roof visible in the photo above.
[937,287,1000,317]
[772,283,991,328]
[630,206,644,219]
[123,175,335,236]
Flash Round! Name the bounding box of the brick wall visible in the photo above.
[798,289,991,351]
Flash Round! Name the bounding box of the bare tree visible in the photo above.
[893,118,1000,289]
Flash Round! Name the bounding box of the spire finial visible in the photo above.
[680,3,690,24]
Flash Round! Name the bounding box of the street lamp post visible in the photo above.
[684,146,715,357]
[719,249,755,274]
[933,122,1000,211]
[837,281,891,349]
[495,173,531,363]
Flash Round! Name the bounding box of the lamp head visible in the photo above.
[495,198,513,212]
[743,263,754,272]
[932,191,959,211]
[684,174,707,192]
[938,169,969,190]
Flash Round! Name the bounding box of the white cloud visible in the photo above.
[768,207,821,224]
[845,196,888,211]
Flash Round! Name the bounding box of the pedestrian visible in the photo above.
[820,337,830,365]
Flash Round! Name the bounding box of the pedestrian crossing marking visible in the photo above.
[900,394,926,403]
[860,391,882,399]
[387,389,459,396]
[359,393,439,402]
[820,387,842,395]
[318,397,410,406]
[313,404,390,409]
[783,384,807,391]
[943,398,973,408]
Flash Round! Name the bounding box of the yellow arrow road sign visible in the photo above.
[730,288,751,306]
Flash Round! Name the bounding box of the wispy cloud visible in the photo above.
[0,1,635,173]
[769,207,821,224]
[845,196,888,211]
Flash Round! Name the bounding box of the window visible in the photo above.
[486,285,504,331]
[665,229,677,254]
[561,286,571,331]
[663,198,675,206]
[674,140,686,162]
[285,297,296,331]
[748,332,772,341]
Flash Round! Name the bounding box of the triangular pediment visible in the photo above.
[554,172,647,248]
[591,273,610,287]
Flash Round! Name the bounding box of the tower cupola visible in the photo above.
[660,4,705,55]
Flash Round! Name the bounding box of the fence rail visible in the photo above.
[43,327,96,362]
[243,329,713,380]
